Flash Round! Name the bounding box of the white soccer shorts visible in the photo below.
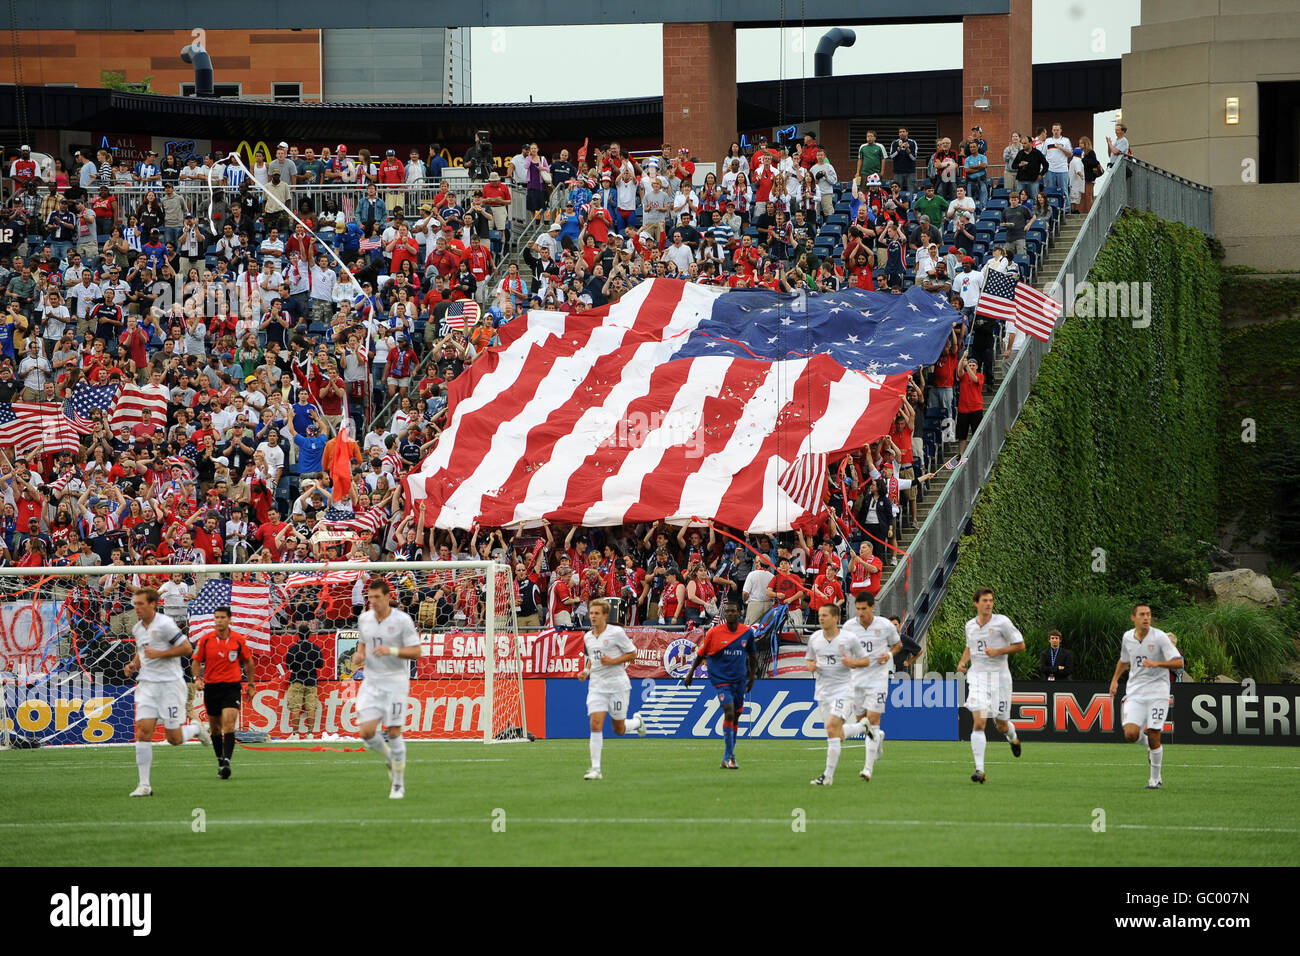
[817,696,855,724]
[853,676,889,716]
[965,671,1013,720]
[356,681,410,728]
[136,680,187,729]
[586,688,630,718]
[1123,694,1170,733]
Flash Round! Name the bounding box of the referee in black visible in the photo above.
[192,607,255,779]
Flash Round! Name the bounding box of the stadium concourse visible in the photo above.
[0,124,1091,653]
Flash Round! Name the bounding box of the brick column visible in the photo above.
[963,0,1032,181]
[662,22,736,171]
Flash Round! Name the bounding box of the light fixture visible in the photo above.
[1226,96,1240,125]
[973,97,991,111]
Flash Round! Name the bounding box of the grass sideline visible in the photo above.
[2,740,1296,866]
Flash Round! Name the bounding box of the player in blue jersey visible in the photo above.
[684,599,758,769]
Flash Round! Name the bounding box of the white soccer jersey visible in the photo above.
[1121,627,1179,698]
[806,628,864,701]
[843,616,900,687]
[133,612,186,683]
[965,613,1024,676]
[584,625,636,693]
[358,607,420,688]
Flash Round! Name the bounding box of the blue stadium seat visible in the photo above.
[993,230,1008,245]
[1013,254,1033,279]
[825,214,849,227]
[991,188,1010,201]
[1026,236,1044,259]
[1044,192,1066,210]
[972,242,989,258]
[819,223,844,238]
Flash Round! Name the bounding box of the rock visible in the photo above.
[1184,578,1209,601]
[1207,568,1281,607]
[1200,540,1239,572]
[1213,674,1237,683]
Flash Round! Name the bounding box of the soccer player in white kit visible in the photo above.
[841,592,900,781]
[125,587,210,797]
[352,578,422,799]
[957,588,1025,783]
[805,603,870,786]
[1109,603,1183,789]
[578,598,646,780]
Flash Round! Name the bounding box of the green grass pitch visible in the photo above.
[3,739,1297,866]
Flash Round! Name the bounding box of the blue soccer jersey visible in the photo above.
[696,622,755,685]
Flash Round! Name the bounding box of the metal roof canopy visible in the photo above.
[24,0,1008,30]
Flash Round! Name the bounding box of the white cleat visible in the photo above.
[810,773,833,786]
[633,715,647,738]
[583,768,603,780]
[389,784,405,800]
[196,721,211,746]
[1146,780,1162,790]
[859,769,872,782]
[287,733,300,742]
[129,784,153,797]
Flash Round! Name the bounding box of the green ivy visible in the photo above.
[1219,276,1300,324]
[926,213,1222,681]
[1217,318,1300,553]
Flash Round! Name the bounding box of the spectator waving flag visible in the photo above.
[359,236,382,252]
[975,271,1061,341]
[442,300,480,334]
[0,403,85,454]
[66,383,119,434]
[324,505,391,537]
[187,579,272,651]
[407,279,957,533]
[108,382,169,432]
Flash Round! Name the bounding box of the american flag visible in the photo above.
[360,237,382,252]
[108,382,169,432]
[942,455,969,471]
[441,300,480,333]
[975,271,1061,341]
[407,280,955,533]
[66,383,119,433]
[285,568,366,589]
[778,453,828,519]
[0,403,84,454]
[528,627,566,674]
[323,505,391,537]
[187,579,272,651]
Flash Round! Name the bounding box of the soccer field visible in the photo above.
[3,740,1297,866]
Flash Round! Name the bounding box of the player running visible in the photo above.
[192,607,255,779]
[125,587,210,797]
[1109,603,1183,789]
[353,579,422,799]
[840,592,899,781]
[684,598,758,769]
[957,588,1025,783]
[805,603,870,786]
[578,597,646,780]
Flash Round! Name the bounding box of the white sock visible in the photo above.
[181,723,198,743]
[363,734,390,759]
[1004,722,1019,744]
[589,731,603,770]
[842,721,865,738]
[135,741,152,786]
[624,715,642,733]
[825,737,842,778]
[387,736,406,786]
[1149,744,1163,782]
[971,730,987,772]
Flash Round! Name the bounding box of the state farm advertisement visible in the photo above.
[245,680,547,740]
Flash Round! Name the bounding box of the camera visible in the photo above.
[476,130,490,144]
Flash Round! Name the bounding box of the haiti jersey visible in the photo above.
[694,622,755,685]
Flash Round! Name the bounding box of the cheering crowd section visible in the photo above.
[0,121,1103,636]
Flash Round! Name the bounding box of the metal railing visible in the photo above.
[875,156,1214,641]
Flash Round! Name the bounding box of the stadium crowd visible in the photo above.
[0,118,1122,639]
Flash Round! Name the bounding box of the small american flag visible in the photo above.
[360,237,382,252]
[108,382,169,432]
[941,455,968,471]
[324,505,391,537]
[187,579,271,651]
[778,453,829,518]
[975,272,1061,341]
[441,300,480,333]
[285,568,365,589]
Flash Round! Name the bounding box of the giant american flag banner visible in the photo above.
[405,279,957,533]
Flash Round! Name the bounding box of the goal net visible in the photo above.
[0,561,528,747]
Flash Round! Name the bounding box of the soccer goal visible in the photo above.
[0,561,528,747]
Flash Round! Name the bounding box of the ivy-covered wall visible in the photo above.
[925,211,1222,678]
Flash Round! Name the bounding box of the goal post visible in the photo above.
[0,560,529,746]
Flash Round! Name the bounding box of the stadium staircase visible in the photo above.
[874,158,1215,652]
